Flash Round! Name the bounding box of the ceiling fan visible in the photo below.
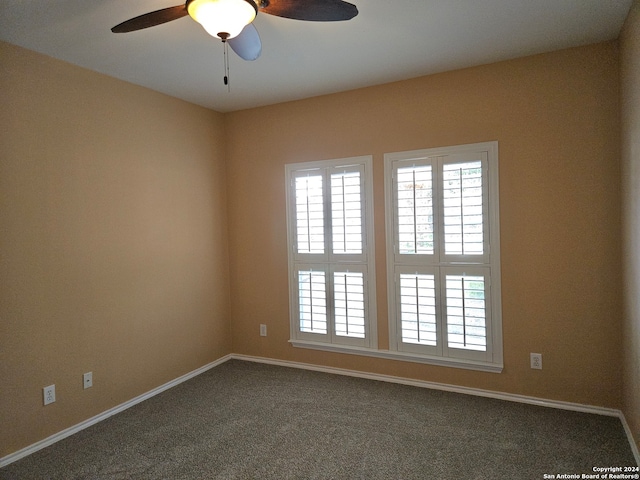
[111,0,359,62]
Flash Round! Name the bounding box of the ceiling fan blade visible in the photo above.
[111,5,188,33]
[260,0,358,21]
[228,24,262,61]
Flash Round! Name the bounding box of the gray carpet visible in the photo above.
[1,359,636,479]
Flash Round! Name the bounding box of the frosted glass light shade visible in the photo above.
[187,0,257,40]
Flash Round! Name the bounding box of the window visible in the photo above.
[385,142,502,369]
[284,144,501,373]
[286,156,376,349]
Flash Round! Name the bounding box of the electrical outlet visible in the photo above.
[530,353,542,370]
[260,324,267,337]
[83,372,93,389]
[43,385,56,405]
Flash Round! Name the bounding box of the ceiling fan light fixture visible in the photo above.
[187,0,257,40]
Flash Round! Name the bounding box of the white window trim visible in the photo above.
[288,340,503,373]
[384,141,503,371]
[285,156,377,349]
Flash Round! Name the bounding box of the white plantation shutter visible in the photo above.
[444,273,487,351]
[333,270,366,338]
[286,157,375,348]
[298,269,327,334]
[442,162,484,256]
[398,271,438,347]
[385,142,501,368]
[331,170,363,255]
[295,174,325,255]
[396,165,434,255]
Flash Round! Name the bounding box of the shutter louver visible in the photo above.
[298,270,327,334]
[396,166,434,255]
[334,271,365,338]
[445,274,486,351]
[295,175,325,254]
[331,171,363,254]
[399,273,437,345]
[442,161,483,256]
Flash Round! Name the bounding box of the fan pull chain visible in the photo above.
[222,38,231,92]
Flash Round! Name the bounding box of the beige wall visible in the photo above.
[225,42,622,408]
[621,0,640,452]
[0,42,232,456]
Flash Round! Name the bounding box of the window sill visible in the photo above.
[289,340,503,373]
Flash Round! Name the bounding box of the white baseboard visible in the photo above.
[620,413,640,466]
[0,354,232,468]
[3,352,638,468]
[231,354,640,466]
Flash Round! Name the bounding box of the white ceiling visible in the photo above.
[0,0,633,112]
